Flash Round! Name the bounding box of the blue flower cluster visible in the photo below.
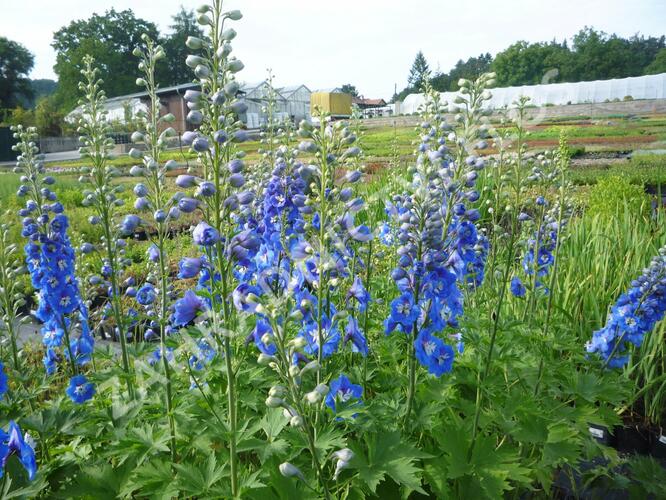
[14,127,94,403]
[0,420,37,481]
[384,104,487,377]
[587,248,666,368]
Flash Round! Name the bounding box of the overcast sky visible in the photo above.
[3,0,666,99]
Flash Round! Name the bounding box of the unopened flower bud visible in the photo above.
[279,462,304,481]
[265,396,283,408]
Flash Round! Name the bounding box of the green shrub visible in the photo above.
[586,175,648,218]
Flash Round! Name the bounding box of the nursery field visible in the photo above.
[1,4,666,500]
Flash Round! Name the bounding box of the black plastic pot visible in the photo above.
[650,432,666,460]
[616,425,651,455]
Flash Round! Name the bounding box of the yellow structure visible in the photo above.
[310,92,352,117]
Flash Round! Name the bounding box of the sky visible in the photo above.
[2,0,666,99]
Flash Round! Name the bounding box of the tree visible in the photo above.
[35,96,65,137]
[492,40,572,86]
[340,84,360,97]
[52,9,160,110]
[431,53,493,91]
[161,7,204,86]
[645,48,666,74]
[407,51,430,91]
[570,28,664,81]
[0,37,34,108]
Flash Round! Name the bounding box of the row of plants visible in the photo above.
[0,2,665,497]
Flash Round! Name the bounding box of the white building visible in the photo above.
[66,80,312,131]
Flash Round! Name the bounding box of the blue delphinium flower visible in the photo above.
[178,257,204,279]
[344,317,368,356]
[325,374,363,414]
[189,338,217,371]
[587,248,666,368]
[136,283,157,306]
[147,244,160,263]
[510,276,526,297]
[245,318,277,355]
[66,374,95,404]
[414,330,455,377]
[385,86,489,379]
[1,421,37,480]
[193,222,220,247]
[172,290,208,327]
[0,362,7,399]
[385,293,418,334]
[347,276,370,312]
[13,125,92,391]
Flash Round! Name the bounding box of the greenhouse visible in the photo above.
[401,72,666,113]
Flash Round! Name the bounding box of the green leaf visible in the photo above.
[123,459,179,499]
[349,431,427,494]
[107,424,170,465]
[51,460,134,499]
[174,453,227,497]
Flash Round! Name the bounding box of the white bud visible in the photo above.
[265,396,283,408]
[279,462,304,480]
[304,390,322,404]
[258,353,274,365]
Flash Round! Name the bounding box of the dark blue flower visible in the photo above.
[178,257,203,279]
[136,284,156,305]
[178,197,199,213]
[232,283,261,313]
[414,330,455,377]
[510,276,526,297]
[325,374,363,414]
[172,290,207,326]
[587,250,666,368]
[1,421,37,480]
[193,222,220,246]
[196,182,216,197]
[385,293,418,334]
[66,374,95,404]
[0,362,7,399]
[120,214,141,235]
[344,317,368,356]
[247,318,277,355]
[347,276,370,312]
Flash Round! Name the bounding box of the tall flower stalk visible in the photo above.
[385,76,491,427]
[12,125,94,404]
[533,135,572,394]
[0,217,25,370]
[130,36,179,460]
[177,2,249,494]
[77,55,134,395]
[469,95,531,453]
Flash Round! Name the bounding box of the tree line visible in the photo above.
[397,27,666,101]
[0,7,203,136]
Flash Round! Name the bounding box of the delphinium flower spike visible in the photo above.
[77,55,135,394]
[177,2,251,494]
[130,35,179,459]
[587,245,666,368]
[385,76,492,426]
[11,126,94,404]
